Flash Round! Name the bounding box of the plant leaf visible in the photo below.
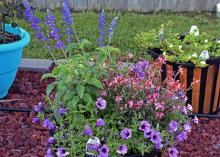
[77,84,85,99]
[83,93,93,104]
[87,78,103,89]
[46,82,56,97]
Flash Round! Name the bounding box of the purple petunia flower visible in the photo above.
[121,128,132,140]
[116,144,128,155]
[108,17,118,40]
[32,117,39,124]
[139,120,151,132]
[34,102,44,113]
[96,118,105,127]
[150,130,162,144]
[154,143,163,150]
[45,148,55,157]
[192,116,199,124]
[98,145,109,157]
[144,129,152,139]
[56,147,70,157]
[48,137,56,144]
[183,123,191,132]
[82,125,93,136]
[58,108,69,116]
[133,60,149,78]
[62,0,73,43]
[180,106,187,115]
[96,98,107,110]
[168,147,179,157]
[43,119,55,130]
[187,104,193,112]
[168,120,178,133]
[98,9,106,47]
[176,131,187,142]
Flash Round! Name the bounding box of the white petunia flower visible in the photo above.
[199,50,209,60]
[190,25,199,36]
[192,53,197,58]
[200,61,206,65]
[169,44,173,48]
[204,39,208,43]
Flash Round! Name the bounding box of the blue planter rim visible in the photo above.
[0,24,30,52]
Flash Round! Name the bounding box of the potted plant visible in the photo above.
[135,23,220,114]
[0,0,30,99]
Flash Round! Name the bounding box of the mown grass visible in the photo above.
[17,10,220,59]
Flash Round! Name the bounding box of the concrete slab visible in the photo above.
[19,58,54,73]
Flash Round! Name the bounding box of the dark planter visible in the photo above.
[125,151,162,157]
[148,48,220,114]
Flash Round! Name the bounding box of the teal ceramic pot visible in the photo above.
[0,24,30,99]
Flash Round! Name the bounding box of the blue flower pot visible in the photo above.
[0,24,30,99]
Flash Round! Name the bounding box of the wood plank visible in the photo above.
[33,0,47,10]
[47,0,61,9]
[68,0,74,9]
[101,0,114,10]
[179,67,187,91]
[141,0,155,13]
[74,0,88,11]
[213,66,220,112]
[192,68,201,113]
[114,0,128,11]
[88,0,101,10]
[166,64,173,79]
[128,0,141,12]
[203,65,214,113]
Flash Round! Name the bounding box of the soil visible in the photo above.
[0,71,219,157]
[0,30,21,44]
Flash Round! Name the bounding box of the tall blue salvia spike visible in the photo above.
[108,17,118,43]
[62,0,73,43]
[98,9,106,47]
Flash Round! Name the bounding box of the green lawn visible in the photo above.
[18,10,220,59]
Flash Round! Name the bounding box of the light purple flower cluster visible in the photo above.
[45,10,64,49]
[168,147,179,157]
[62,0,73,43]
[32,117,39,124]
[43,119,56,130]
[168,120,178,133]
[56,147,70,157]
[176,131,187,142]
[58,108,69,116]
[133,60,149,78]
[82,125,93,136]
[108,17,118,40]
[98,10,106,47]
[45,148,55,157]
[34,102,44,113]
[96,98,107,110]
[22,0,47,41]
[96,118,105,127]
[48,137,56,144]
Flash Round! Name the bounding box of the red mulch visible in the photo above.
[0,71,220,157]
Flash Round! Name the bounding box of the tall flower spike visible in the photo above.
[108,17,118,42]
[62,0,73,43]
[98,9,106,47]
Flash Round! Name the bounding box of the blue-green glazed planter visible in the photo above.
[0,24,30,99]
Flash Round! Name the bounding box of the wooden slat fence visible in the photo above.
[33,0,220,12]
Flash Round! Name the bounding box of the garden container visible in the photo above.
[148,48,220,114]
[0,24,30,99]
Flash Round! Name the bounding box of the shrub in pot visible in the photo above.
[0,0,30,99]
[136,24,220,114]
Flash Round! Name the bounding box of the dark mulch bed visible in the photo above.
[0,71,219,157]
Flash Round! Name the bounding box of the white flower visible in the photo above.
[200,61,206,65]
[192,53,197,58]
[217,40,220,43]
[199,50,209,60]
[190,25,199,36]
[178,45,182,49]
[169,44,173,48]
[204,39,208,43]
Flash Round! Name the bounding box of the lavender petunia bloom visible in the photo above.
[98,9,106,47]
[34,102,44,113]
[82,125,93,136]
[180,106,187,115]
[32,117,39,124]
[150,130,162,144]
[62,0,73,43]
[183,123,191,132]
[168,120,178,133]
[187,104,193,112]
[133,60,149,78]
[96,118,105,127]
[144,129,152,139]
[176,131,187,142]
[108,17,118,40]
[116,144,128,155]
[58,108,69,116]
[45,148,55,157]
[48,137,56,144]
[168,147,179,157]
[139,120,151,132]
[96,98,107,110]
[43,119,55,130]
[154,143,163,150]
[56,147,70,157]
[192,116,199,124]
[121,128,132,140]
[98,145,109,157]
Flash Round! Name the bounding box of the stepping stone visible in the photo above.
[19,58,54,73]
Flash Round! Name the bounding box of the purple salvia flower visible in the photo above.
[58,108,69,116]
[98,145,109,157]
[139,120,151,132]
[183,123,191,132]
[43,119,55,130]
[82,125,93,136]
[154,143,163,150]
[96,98,107,110]
[96,118,105,127]
[116,144,128,155]
[62,0,73,43]
[176,131,187,142]
[108,17,118,40]
[34,102,44,113]
[32,117,39,124]
[120,128,132,140]
[192,116,199,124]
[48,137,56,144]
[45,148,55,157]
[56,147,70,157]
[168,147,179,157]
[98,9,106,47]
[150,130,162,144]
[168,120,178,133]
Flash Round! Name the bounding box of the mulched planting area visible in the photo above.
[0,71,219,157]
